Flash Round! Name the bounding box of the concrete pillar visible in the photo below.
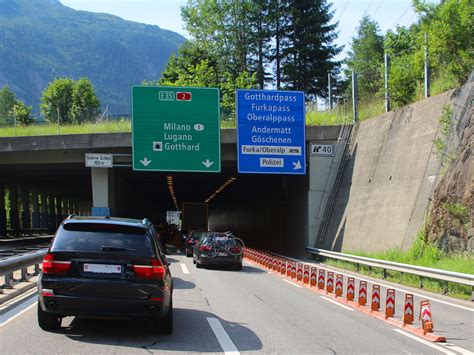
[91,168,115,216]
[9,187,20,233]
[40,194,49,229]
[31,192,40,229]
[21,190,31,230]
[0,185,6,236]
[56,197,63,225]
[48,196,56,230]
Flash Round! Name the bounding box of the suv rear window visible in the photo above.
[51,223,154,256]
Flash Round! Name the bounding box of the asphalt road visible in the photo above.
[0,254,472,354]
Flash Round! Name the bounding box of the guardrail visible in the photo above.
[0,249,47,292]
[306,247,474,300]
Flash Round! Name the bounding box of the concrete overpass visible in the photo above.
[0,126,345,255]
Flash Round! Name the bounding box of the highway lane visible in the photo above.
[0,254,469,354]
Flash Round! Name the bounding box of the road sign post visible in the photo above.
[236,89,306,174]
[132,86,221,172]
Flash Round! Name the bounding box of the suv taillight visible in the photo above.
[229,247,242,254]
[42,253,71,274]
[133,259,165,279]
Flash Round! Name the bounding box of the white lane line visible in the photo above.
[310,263,473,312]
[180,263,190,274]
[282,279,302,288]
[0,302,37,328]
[207,317,240,355]
[320,296,355,311]
[393,329,455,355]
[445,343,474,355]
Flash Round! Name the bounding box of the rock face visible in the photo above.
[426,76,474,254]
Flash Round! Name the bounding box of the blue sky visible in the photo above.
[61,0,438,60]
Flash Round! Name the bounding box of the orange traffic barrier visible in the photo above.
[291,262,296,279]
[420,300,434,333]
[403,294,414,325]
[385,289,395,318]
[281,260,287,275]
[318,269,325,289]
[327,272,334,293]
[303,265,309,284]
[371,285,380,311]
[286,261,291,277]
[335,274,343,297]
[359,280,367,306]
[347,277,355,301]
[297,263,303,281]
[310,267,317,287]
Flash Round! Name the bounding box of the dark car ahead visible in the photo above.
[38,216,173,334]
[193,232,243,270]
[185,231,212,257]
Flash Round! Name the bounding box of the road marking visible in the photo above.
[207,317,240,355]
[180,263,190,274]
[444,343,474,355]
[282,279,302,288]
[0,302,37,328]
[320,296,355,311]
[393,329,455,354]
[308,263,473,312]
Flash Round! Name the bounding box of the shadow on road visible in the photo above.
[172,277,195,290]
[61,308,262,352]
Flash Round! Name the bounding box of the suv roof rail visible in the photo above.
[142,218,151,226]
[66,214,76,220]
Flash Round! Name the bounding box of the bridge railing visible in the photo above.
[305,247,474,300]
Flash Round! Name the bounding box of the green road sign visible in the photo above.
[132,86,221,172]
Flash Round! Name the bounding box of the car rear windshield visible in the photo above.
[51,223,154,256]
[203,235,237,247]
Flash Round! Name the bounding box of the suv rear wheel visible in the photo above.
[37,303,62,330]
[152,301,173,334]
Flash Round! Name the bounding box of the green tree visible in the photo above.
[345,15,384,99]
[71,78,100,124]
[40,78,75,123]
[0,85,16,123]
[9,100,34,126]
[414,0,473,84]
[281,0,342,98]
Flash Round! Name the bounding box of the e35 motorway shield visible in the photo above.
[132,86,221,172]
[236,89,306,174]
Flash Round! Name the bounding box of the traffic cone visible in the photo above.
[318,269,325,289]
[297,263,303,281]
[420,300,434,333]
[371,285,380,311]
[385,289,395,318]
[359,280,367,306]
[303,265,309,284]
[403,294,414,325]
[335,274,343,297]
[327,272,334,293]
[347,277,355,301]
[310,267,317,287]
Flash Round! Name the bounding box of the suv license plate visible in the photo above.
[84,263,121,274]
[217,252,228,257]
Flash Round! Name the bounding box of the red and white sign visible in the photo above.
[347,277,355,301]
[176,92,192,101]
[403,294,414,325]
[318,269,325,289]
[359,281,367,305]
[385,289,395,317]
[335,274,343,297]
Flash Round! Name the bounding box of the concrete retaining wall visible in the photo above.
[320,89,462,253]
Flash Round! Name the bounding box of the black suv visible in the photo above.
[38,216,173,334]
[193,232,243,270]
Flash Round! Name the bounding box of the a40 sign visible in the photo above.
[310,143,335,156]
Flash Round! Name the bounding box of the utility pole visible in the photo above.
[57,107,60,134]
[424,33,430,98]
[352,70,358,124]
[328,73,333,110]
[384,52,391,112]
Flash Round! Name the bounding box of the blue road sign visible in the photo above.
[236,89,306,174]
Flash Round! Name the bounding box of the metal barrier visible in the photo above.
[306,247,474,300]
[0,249,47,292]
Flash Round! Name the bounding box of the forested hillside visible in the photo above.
[0,0,184,115]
